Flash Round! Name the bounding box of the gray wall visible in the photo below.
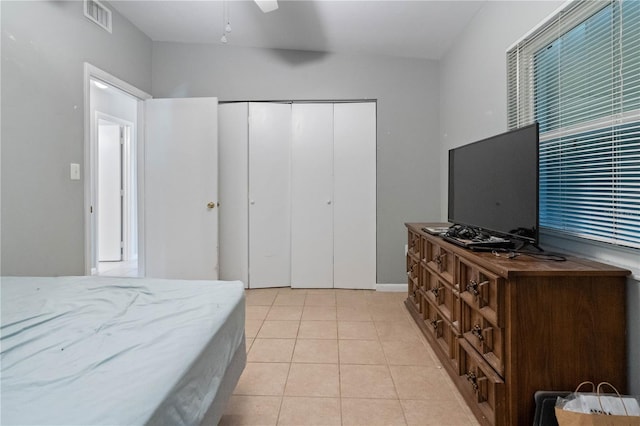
[2,0,637,394]
[152,42,441,284]
[1,1,152,275]
[438,0,639,394]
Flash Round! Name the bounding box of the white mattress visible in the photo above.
[0,276,245,426]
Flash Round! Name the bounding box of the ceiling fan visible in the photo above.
[221,0,277,43]
[254,0,278,13]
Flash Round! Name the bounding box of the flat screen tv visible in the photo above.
[447,122,539,246]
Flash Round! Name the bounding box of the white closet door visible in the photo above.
[333,102,377,289]
[145,97,219,280]
[219,103,249,287]
[248,103,292,288]
[291,104,334,288]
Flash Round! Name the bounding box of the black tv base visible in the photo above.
[442,224,514,249]
[442,234,514,250]
[512,240,544,252]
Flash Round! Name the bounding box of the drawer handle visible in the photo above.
[433,253,447,266]
[466,279,489,298]
[471,324,484,341]
[465,371,487,392]
[406,264,417,277]
[465,371,478,391]
[429,319,442,329]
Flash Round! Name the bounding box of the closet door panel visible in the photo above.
[333,102,377,289]
[248,103,292,288]
[291,104,334,288]
[219,102,249,287]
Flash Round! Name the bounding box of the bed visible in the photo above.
[0,276,246,426]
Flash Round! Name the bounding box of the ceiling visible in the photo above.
[110,0,487,60]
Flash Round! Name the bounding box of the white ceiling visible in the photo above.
[110,0,486,60]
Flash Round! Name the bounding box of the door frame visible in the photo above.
[83,63,151,276]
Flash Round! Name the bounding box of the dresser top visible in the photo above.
[406,222,630,278]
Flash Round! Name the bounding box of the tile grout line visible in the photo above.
[376,299,410,426]
[270,292,288,426]
[336,293,344,426]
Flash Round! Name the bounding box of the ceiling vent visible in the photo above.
[84,0,112,33]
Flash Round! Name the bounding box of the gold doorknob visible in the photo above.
[207,202,216,209]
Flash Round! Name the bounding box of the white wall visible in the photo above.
[91,85,138,124]
[439,0,564,214]
[1,1,152,275]
[152,42,441,284]
[438,0,639,394]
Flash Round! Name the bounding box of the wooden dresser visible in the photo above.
[404,223,629,426]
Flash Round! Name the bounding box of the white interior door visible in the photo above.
[98,122,122,262]
[219,102,249,287]
[249,103,292,288]
[333,102,377,289]
[291,104,334,288]
[145,97,219,280]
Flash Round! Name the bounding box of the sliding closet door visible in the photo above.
[218,102,249,287]
[248,103,292,288]
[333,102,376,289]
[291,104,334,288]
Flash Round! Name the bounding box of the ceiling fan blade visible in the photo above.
[254,0,278,13]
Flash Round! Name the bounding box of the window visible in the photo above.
[508,0,640,249]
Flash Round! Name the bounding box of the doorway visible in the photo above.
[84,63,151,277]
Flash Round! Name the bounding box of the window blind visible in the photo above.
[507,0,640,249]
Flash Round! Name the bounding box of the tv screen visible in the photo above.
[448,123,539,245]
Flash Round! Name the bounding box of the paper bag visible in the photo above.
[555,409,640,426]
[555,382,640,426]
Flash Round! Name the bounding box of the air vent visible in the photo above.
[84,0,112,33]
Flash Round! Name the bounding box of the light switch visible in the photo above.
[70,163,80,180]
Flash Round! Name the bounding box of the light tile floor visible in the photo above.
[97,259,139,277]
[219,287,480,426]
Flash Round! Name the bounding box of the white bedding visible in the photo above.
[0,276,245,426]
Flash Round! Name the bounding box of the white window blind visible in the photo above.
[507,0,640,249]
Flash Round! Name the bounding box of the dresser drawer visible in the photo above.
[461,300,504,377]
[408,229,421,259]
[420,294,459,368]
[458,259,504,327]
[458,339,506,426]
[425,240,454,282]
[407,255,419,283]
[424,271,460,330]
[407,272,422,313]
[420,292,443,334]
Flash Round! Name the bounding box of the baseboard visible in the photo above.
[375,283,407,292]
